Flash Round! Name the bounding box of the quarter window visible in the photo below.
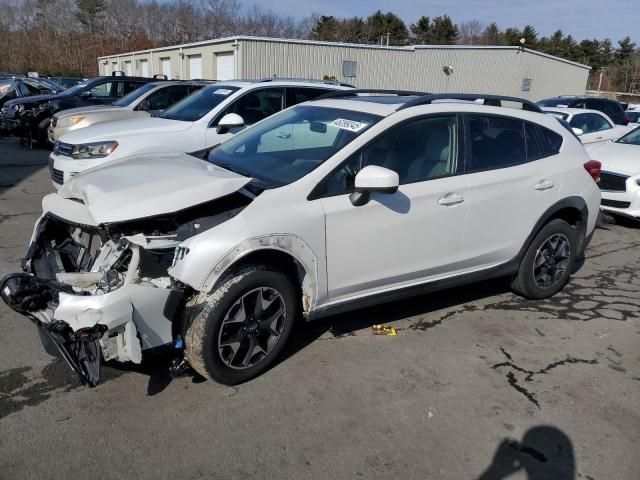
[467,115,526,171]
[320,115,459,196]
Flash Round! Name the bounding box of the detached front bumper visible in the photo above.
[1,214,182,386]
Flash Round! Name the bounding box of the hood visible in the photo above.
[4,93,54,107]
[59,116,193,143]
[55,105,121,118]
[58,152,252,224]
[588,141,640,176]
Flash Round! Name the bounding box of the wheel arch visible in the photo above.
[519,196,589,263]
[201,235,320,318]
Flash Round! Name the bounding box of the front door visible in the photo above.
[319,114,469,302]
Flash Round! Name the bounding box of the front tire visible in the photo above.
[184,265,297,385]
[511,219,578,299]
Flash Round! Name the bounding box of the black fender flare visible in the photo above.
[515,196,589,266]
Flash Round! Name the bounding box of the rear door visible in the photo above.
[459,114,563,270]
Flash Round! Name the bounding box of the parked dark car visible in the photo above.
[1,72,159,144]
[537,96,629,125]
[0,76,65,108]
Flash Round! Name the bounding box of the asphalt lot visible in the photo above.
[0,137,638,480]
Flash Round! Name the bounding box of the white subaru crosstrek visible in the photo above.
[2,91,601,387]
[48,79,353,187]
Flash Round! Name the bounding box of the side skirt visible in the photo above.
[308,258,520,321]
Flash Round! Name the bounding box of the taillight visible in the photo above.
[584,160,601,182]
[624,116,630,125]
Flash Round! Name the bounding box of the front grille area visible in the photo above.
[598,172,628,192]
[602,199,631,209]
[51,168,64,185]
[53,141,73,157]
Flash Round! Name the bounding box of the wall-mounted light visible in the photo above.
[443,65,454,75]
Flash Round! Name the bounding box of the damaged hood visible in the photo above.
[57,153,252,224]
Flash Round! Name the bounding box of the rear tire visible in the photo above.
[35,117,51,146]
[184,265,297,385]
[511,219,578,299]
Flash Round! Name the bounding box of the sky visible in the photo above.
[245,0,639,44]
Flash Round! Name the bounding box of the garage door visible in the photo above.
[189,55,202,80]
[161,58,171,80]
[216,52,234,81]
[140,59,149,77]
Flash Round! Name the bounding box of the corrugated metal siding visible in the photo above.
[239,41,588,101]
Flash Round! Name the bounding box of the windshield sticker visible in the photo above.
[328,118,369,132]
[214,88,233,96]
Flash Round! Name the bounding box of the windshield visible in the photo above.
[537,98,573,107]
[616,126,640,146]
[159,85,239,121]
[60,80,92,96]
[207,105,382,188]
[0,80,12,95]
[546,111,569,120]
[113,83,158,106]
[35,78,65,91]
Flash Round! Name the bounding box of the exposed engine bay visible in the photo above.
[1,191,253,386]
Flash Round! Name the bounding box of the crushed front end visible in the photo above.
[1,212,182,387]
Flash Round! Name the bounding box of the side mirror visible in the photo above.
[79,91,92,99]
[38,88,52,94]
[349,165,399,207]
[572,127,584,136]
[217,113,244,134]
[138,99,151,111]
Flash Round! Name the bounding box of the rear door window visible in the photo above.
[466,115,526,171]
[146,85,191,110]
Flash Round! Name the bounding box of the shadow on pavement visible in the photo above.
[477,426,575,479]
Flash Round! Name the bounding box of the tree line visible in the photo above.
[0,1,638,92]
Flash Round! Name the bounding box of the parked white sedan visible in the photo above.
[589,126,640,219]
[542,107,630,146]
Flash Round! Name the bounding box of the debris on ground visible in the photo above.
[372,324,397,336]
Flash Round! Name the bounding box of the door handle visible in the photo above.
[438,193,465,206]
[534,180,554,191]
[276,132,291,139]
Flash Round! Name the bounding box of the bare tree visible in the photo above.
[458,20,483,45]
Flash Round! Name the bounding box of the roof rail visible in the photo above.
[397,93,543,112]
[315,89,428,101]
[153,74,168,80]
[111,70,126,77]
[257,77,355,88]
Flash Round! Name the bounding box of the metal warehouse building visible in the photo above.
[98,36,590,101]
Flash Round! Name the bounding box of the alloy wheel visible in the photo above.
[533,233,571,289]
[217,287,287,369]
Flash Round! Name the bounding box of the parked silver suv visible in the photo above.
[48,80,210,142]
[1,92,601,387]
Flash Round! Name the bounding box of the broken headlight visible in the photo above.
[171,247,190,267]
[70,140,118,159]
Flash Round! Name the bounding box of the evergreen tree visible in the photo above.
[365,10,409,46]
[310,16,341,42]
[75,0,106,33]
[430,15,458,44]
[410,16,432,44]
